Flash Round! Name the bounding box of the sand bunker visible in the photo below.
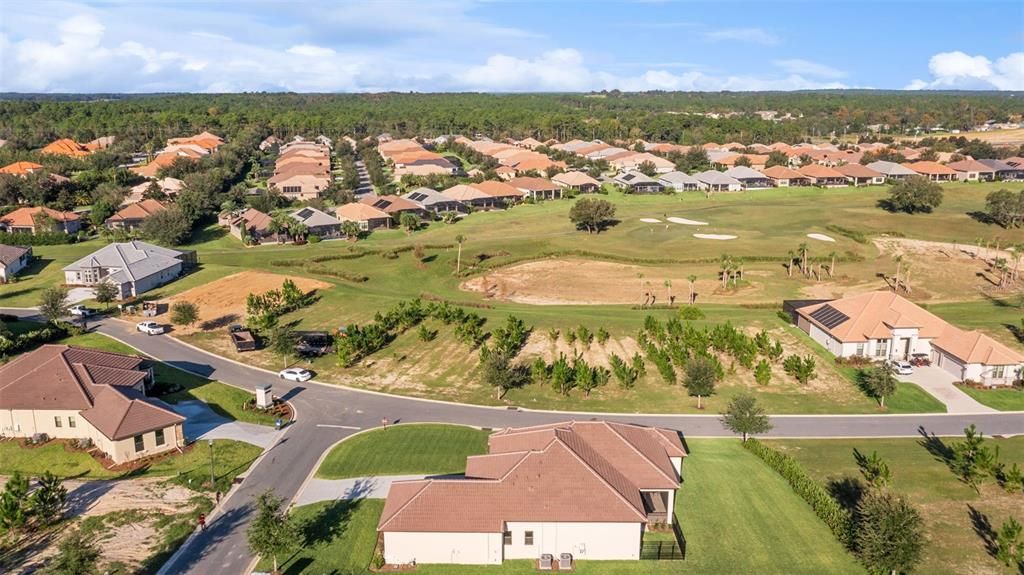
[640,218,661,223]
[693,233,737,240]
[807,233,836,242]
[667,217,708,226]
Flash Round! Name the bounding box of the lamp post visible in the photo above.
[208,439,215,488]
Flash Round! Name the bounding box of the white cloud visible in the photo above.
[773,59,846,79]
[287,44,337,58]
[704,27,779,46]
[905,51,1024,90]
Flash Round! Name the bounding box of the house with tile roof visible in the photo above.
[225,208,276,242]
[0,161,45,176]
[441,184,499,208]
[126,177,184,205]
[798,164,848,187]
[336,202,392,232]
[41,138,91,157]
[503,177,561,201]
[760,165,811,187]
[694,170,742,192]
[290,206,343,238]
[0,345,185,464]
[378,420,686,565]
[658,171,701,192]
[833,163,885,186]
[946,159,996,182]
[613,171,664,194]
[977,159,1023,181]
[401,187,467,215]
[0,244,32,282]
[865,160,919,181]
[360,194,430,219]
[63,241,193,299]
[105,199,167,231]
[551,171,601,193]
[723,166,771,189]
[904,161,958,182]
[796,291,1023,386]
[1,206,81,235]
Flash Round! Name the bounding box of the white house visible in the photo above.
[796,292,1023,387]
[0,244,31,282]
[378,421,686,566]
[63,241,195,299]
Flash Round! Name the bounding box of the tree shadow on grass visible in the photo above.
[296,498,361,553]
[827,475,866,514]
[968,504,998,558]
[917,426,954,470]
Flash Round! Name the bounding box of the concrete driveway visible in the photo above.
[66,287,95,304]
[899,366,997,414]
[170,400,279,449]
[294,475,433,506]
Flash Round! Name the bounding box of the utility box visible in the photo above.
[255,384,273,409]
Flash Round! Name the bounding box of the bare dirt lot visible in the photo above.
[461,258,768,305]
[167,270,331,333]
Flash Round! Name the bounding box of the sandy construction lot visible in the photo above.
[167,270,331,333]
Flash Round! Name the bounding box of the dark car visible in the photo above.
[910,353,931,367]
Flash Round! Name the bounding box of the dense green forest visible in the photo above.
[0,91,1020,150]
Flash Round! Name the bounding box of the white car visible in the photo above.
[889,359,914,376]
[136,321,165,335]
[279,367,313,382]
[69,305,95,317]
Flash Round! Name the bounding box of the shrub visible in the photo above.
[576,326,592,347]
[776,310,792,324]
[0,231,74,246]
[754,359,772,385]
[307,234,321,244]
[596,327,610,345]
[783,355,817,385]
[744,439,853,546]
[678,306,705,320]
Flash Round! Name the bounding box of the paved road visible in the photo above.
[7,309,1024,575]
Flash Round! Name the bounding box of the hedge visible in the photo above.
[1,231,75,246]
[743,438,853,546]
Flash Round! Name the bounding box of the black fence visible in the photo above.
[640,540,684,560]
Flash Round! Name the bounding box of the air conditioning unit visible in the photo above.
[539,554,553,571]
[559,553,572,570]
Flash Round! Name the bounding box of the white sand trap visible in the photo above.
[694,233,737,240]
[640,218,661,223]
[807,233,836,242]
[667,217,708,226]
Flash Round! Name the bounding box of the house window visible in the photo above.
[524,531,534,545]
[68,416,76,428]
[992,365,1006,379]
[134,435,145,453]
[875,339,889,357]
[282,186,302,195]
[503,531,512,546]
[54,416,62,428]
[855,343,865,356]
[155,429,166,446]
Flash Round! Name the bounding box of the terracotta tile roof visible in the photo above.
[232,208,274,233]
[1,206,80,228]
[0,161,44,175]
[932,330,1024,365]
[551,171,600,188]
[41,138,91,157]
[380,421,684,533]
[903,161,958,176]
[0,345,183,440]
[797,291,952,342]
[503,177,558,193]
[946,159,995,173]
[106,199,166,223]
[760,165,805,179]
[833,163,883,178]
[131,152,190,178]
[719,154,769,167]
[472,180,526,198]
[360,194,422,214]
[336,202,391,221]
[798,164,846,179]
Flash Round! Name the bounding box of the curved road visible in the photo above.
[7,310,1023,574]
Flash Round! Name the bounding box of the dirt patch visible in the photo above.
[166,270,331,334]
[517,332,641,368]
[461,258,771,305]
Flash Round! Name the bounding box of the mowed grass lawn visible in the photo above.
[765,437,1024,575]
[60,331,278,426]
[289,435,863,574]
[316,424,489,479]
[957,385,1024,411]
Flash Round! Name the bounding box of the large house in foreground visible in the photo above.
[379,420,686,566]
[0,345,185,464]
[796,291,1023,386]
[63,240,195,299]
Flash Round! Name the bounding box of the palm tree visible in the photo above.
[455,234,466,274]
[289,221,309,242]
[786,250,796,277]
[994,257,1009,288]
[637,272,646,306]
[268,214,290,244]
[719,254,732,288]
[902,262,913,293]
[893,255,903,292]
[341,220,361,241]
[664,280,673,306]
[828,251,837,278]
[687,274,697,305]
[798,243,809,276]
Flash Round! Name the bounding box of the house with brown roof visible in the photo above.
[441,184,500,208]
[269,171,331,201]
[130,151,192,178]
[760,165,811,187]
[1,206,81,235]
[946,159,996,182]
[798,164,848,187]
[336,202,392,232]
[126,177,184,205]
[41,138,91,157]
[226,208,276,242]
[378,420,686,566]
[0,244,32,282]
[833,163,885,186]
[0,345,186,464]
[105,199,167,231]
[796,291,1023,387]
[503,177,561,201]
[360,195,429,219]
[904,161,957,182]
[551,171,601,193]
[0,161,45,176]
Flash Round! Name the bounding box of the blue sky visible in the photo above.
[1,0,1021,93]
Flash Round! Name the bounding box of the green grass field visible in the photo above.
[4,182,1020,415]
[765,437,1024,575]
[316,424,489,479]
[285,434,864,574]
[957,385,1024,411]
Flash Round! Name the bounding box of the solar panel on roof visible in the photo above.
[409,193,427,201]
[622,173,635,181]
[809,305,849,329]
[373,200,391,209]
[296,208,314,219]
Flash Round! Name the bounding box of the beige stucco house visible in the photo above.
[379,421,686,566]
[0,345,185,464]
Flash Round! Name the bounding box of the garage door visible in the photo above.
[937,352,963,379]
